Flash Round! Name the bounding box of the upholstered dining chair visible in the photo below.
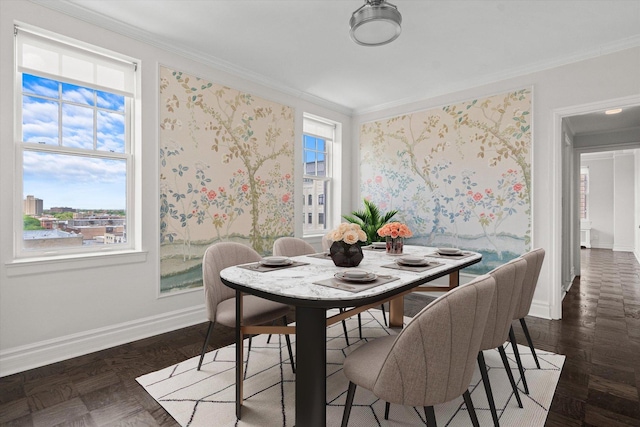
[510,248,545,382]
[197,242,295,373]
[272,236,360,345]
[340,274,496,427]
[478,257,527,427]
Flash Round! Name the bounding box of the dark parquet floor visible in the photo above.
[0,248,639,426]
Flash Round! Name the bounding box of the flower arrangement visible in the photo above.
[327,223,367,245]
[377,222,413,239]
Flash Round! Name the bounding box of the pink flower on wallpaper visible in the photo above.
[201,187,207,193]
[513,183,523,192]
[218,186,225,193]
[207,190,217,200]
[375,175,383,184]
[473,192,483,201]
[284,173,291,179]
[485,188,493,194]
[467,190,474,195]
[282,193,290,203]
[241,184,249,192]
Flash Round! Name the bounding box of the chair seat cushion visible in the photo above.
[216,295,290,327]
[343,335,396,390]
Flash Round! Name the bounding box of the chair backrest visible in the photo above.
[202,242,261,322]
[480,257,527,351]
[513,248,545,320]
[372,274,496,407]
[272,237,316,257]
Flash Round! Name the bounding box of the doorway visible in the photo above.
[560,103,640,313]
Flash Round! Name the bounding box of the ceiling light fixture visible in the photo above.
[349,0,402,47]
[605,108,622,115]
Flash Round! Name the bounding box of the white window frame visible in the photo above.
[302,114,336,237]
[12,25,140,262]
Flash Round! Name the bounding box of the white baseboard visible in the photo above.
[0,305,207,378]
[528,299,553,320]
[613,245,635,252]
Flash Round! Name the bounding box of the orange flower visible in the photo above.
[377,222,413,238]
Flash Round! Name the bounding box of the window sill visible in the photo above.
[5,250,148,277]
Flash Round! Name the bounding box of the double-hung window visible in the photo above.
[302,115,335,235]
[15,26,137,257]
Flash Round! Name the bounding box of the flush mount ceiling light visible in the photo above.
[349,0,402,47]
[605,108,622,115]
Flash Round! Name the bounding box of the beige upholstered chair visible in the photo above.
[340,274,496,427]
[478,257,527,426]
[511,248,545,376]
[197,242,294,373]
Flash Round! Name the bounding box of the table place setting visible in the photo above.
[362,241,387,251]
[426,247,476,260]
[312,268,399,293]
[381,254,444,272]
[306,251,332,259]
[238,256,310,272]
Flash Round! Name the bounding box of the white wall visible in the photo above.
[2,0,640,376]
[614,153,636,251]
[0,0,351,377]
[581,155,615,249]
[354,47,640,321]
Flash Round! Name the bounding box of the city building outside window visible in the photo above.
[15,26,137,257]
[302,115,335,235]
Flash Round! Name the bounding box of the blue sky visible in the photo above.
[22,74,126,210]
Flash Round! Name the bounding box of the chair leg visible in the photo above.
[520,318,540,368]
[197,321,214,371]
[341,382,357,427]
[340,309,350,346]
[477,352,500,427]
[380,303,388,326]
[497,345,523,408]
[509,326,529,394]
[358,313,363,340]
[267,320,276,344]
[424,406,436,426]
[462,390,480,427]
[282,316,295,374]
[384,402,390,420]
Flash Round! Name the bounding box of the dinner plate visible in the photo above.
[334,271,377,283]
[371,242,386,249]
[396,256,430,266]
[437,247,462,256]
[260,256,293,267]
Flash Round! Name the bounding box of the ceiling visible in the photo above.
[38,0,640,123]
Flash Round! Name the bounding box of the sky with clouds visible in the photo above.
[22,74,127,210]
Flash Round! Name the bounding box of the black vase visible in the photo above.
[329,241,364,267]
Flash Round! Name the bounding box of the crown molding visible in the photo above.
[353,36,640,116]
[29,0,640,119]
[29,0,354,116]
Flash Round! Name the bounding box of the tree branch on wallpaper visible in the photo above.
[360,89,532,274]
[159,67,294,293]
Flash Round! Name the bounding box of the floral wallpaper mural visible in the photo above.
[360,88,532,274]
[159,67,294,293]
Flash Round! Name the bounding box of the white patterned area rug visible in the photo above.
[137,311,564,427]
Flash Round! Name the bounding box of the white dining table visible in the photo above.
[220,245,482,427]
